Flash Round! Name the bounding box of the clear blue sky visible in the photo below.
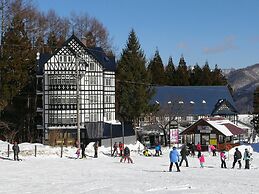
[35,0,259,69]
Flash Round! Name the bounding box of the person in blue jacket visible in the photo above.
[169,146,180,172]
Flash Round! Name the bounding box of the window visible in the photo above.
[105,112,112,120]
[90,113,98,122]
[59,56,63,62]
[64,56,67,63]
[89,62,95,71]
[68,56,71,62]
[105,78,111,86]
[89,77,97,85]
[105,95,111,103]
[89,95,98,103]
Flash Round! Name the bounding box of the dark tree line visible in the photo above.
[148,52,227,86]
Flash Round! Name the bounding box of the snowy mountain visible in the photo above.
[227,63,259,113]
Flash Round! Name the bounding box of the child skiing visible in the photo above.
[220,151,227,168]
[199,154,205,168]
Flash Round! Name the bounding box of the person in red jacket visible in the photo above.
[196,142,201,158]
[119,142,124,156]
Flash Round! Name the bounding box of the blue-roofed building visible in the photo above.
[138,86,238,147]
[35,34,122,145]
[151,86,238,121]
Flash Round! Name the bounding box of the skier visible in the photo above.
[179,144,189,167]
[210,145,217,156]
[81,143,86,158]
[243,148,251,169]
[232,148,242,169]
[189,143,195,157]
[158,142,162,155]
[12,141,20,161]
[196,142,201,158]
[154,143,160,156]
[199,154,205,168]
[120,146,133,163]
[169,146,180,172]
[220,150,227,168]
[119,142,124,156]
[93,141,98,158]
[112,142,118,157]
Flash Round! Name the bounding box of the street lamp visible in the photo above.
[168,101,172,148]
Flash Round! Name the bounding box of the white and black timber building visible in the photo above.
[36,35,116,145]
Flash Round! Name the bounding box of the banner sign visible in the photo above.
[170,128,179,143]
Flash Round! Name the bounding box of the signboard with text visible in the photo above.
[170,128,179,144]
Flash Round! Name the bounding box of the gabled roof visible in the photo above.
[37,34,116,75]
[211,99,238,116]
[152,86,237,116]
[180,117,245,137]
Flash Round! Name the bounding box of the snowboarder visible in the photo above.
[220,150,227,168]
[93,141,98,158]
[112,142,118,157]
[12,141,20,161]
[179,144,189,167]
[169,146,180,172]
[243,148,251,169]
[232,148,242,169]
[119,142,124,156]
[120,146,133,163]
[199,154,205,168]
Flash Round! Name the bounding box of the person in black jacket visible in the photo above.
[179,145,189,167]
[120,146,133,163]
[232,148,242,169]
[12,141,20,161]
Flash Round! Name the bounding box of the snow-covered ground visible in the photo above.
[0,141,259,194]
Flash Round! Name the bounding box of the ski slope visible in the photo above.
[0,141,258,194]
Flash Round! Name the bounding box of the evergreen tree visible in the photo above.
[147,49,166,85]
[164,56,176,85]
[0,11,36,142]
[176,55,189,85]
[116,29,154,122]
[201,61,212,85]
[190,63,203,85]
[211,64,227,85]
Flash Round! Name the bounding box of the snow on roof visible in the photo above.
[207,120,233,136]
[206,118,244,136]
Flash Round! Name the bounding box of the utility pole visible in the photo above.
[76,55,80,149]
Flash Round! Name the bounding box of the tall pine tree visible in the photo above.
[211,64,227,85]
[201,61,212,85]
[164,56,176,85]
[147,49,166,85]
[116,29,154,122]
[176,55,189,85]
